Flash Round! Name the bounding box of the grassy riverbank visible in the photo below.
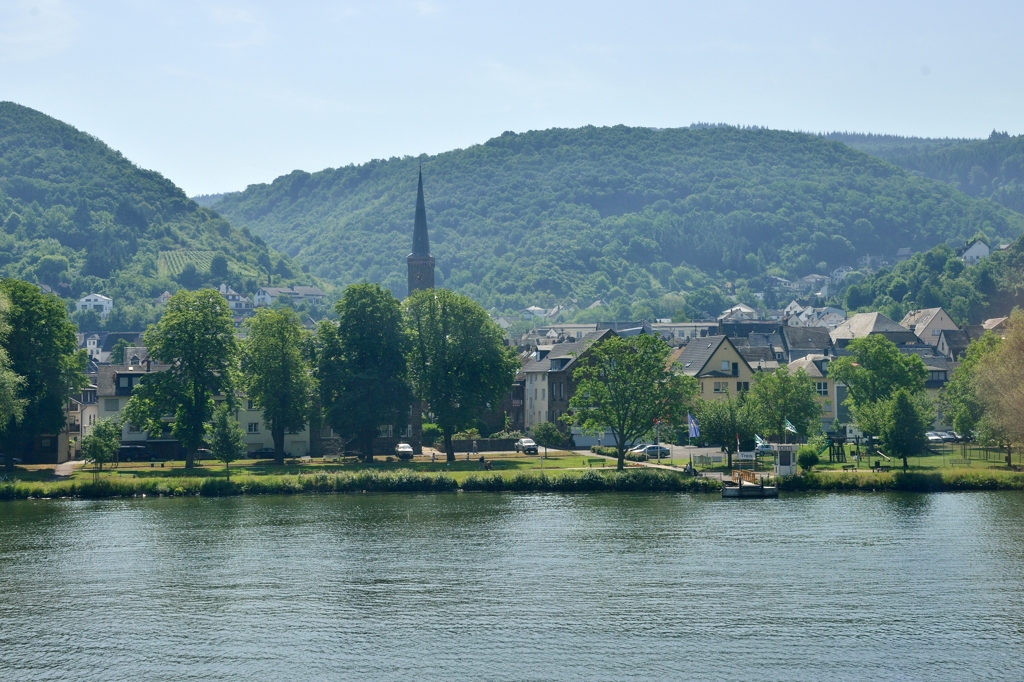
[780,468,1024,492]
[0,468,719,500]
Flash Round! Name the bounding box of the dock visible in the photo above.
[721,470,778,498]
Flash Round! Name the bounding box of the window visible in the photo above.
[541,389,545,400]
[104,398,119,412]
[713,382,726,393]
[247,422,260,434]
[127,422,141,433]
[721,360,730,372]
[816,382,829,397]
[118,376,130,388]
[931,329,940,336]
[247,399,255,410]
[736,382,749,392]
[929,371,947,382]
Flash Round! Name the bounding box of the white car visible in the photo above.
[395,443,414,459]
[515,438,538,454]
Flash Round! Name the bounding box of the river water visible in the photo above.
[2,492,1024,680]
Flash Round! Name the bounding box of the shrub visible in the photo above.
[452,427,481,441]
[625,451,649,462]
[797,446,820,473]
[531,421,570,448]
[421,423,441,446]
[590,445,618,456]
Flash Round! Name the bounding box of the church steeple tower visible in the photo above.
[407,168,435,297]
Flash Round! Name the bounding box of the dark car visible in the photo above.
[248,447,276,458]
[515,438,538,454]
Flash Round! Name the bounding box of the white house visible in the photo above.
[718,303,758,321]
[218,284,254,315]
[77,293,113,319]
[831,266,855,283]
[958,240,990,266]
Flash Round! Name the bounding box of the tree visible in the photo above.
[796,446,820,473]
[317,284,411,462]
[0,292,26,435]
[124,289,237,469]
[828,334,928,434]
[531,421,570,450]
[748,366,822,442]
[209,402,245,480]
[110,338,132,365]
[939,332,1002,437]
[567,334,697,470]
[974,309,1024,451]
[0,280,87,472]
[880,389,927,471]
[694,393,756,470]
[81,417,122,475]
[210,254,229,279]
[240,308,311,465]
[405,289,519,462]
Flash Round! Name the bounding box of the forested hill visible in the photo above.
[210,125,1024,317]
[883,131,1024,214]
[0,102,304,330]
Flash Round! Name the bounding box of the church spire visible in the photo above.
[407,168,435,297]
[411,168,430,258]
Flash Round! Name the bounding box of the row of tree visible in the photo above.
[116,283,517,468]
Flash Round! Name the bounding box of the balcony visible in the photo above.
[67,423,80,433]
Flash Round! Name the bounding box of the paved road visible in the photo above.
[53,459,84,478]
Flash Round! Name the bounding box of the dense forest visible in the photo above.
[210,125,1024,319]
[885,131,1024,214]
[837,232,1024,326]
[0,102,307,331]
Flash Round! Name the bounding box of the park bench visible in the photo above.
[842,465,856,471]
[949,458,970,466]
[872,465,891,472]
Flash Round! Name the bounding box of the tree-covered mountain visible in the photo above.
[820,132,974,161]
[0,102,306,330]
[210,125,1024,319]
[883,131,1024,214]
[836,232,1024,326]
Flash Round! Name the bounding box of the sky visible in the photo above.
[2,0,1023,195]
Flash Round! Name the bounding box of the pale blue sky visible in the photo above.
[3,0,1022,195]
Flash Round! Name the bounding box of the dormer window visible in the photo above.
[130,355,140,365]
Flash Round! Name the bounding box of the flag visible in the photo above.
[784,419,797,434]
[688,413,700,439]
[755,434,766,447]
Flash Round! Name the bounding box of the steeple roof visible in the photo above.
[411,169,430,257]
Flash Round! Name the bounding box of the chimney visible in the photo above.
[146,358,151,372]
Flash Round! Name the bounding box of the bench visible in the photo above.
[872,465,891,472]
[842,465,856,471]
[949,458,970,466]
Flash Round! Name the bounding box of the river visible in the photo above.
[2,492,1023,680]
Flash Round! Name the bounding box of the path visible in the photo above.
[53,459,84,478]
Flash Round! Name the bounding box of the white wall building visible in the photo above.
[77,293,113,319]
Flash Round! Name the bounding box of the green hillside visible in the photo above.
[211,125,1024,318]
[885,131,1024,214]
[835,233,1024,326]
[0,102,305,330]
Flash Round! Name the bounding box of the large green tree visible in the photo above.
[940,332,1002,438]
[124,289,237,469]
[694,393,757,470]
[0,292,26,439]
[749,366,822,442]
[240,308,311,465]
[567,334,697,470]
[0,280,86,472]
[828,334,928,434]
[880,389,927,471]
[974,309,1024,452]
[405,289,518,462]
[316,283,411,462]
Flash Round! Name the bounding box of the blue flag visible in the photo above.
[688,413,700,439]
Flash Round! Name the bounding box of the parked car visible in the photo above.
[754,443,773,455]
[0,455,23,465]
[515,438,538,454]
[395,443,414,460]
[925,432,944,444]
[628,443,651,453]
[248,447,276,457]
[641,444,670,458]
[938,432,957,443]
